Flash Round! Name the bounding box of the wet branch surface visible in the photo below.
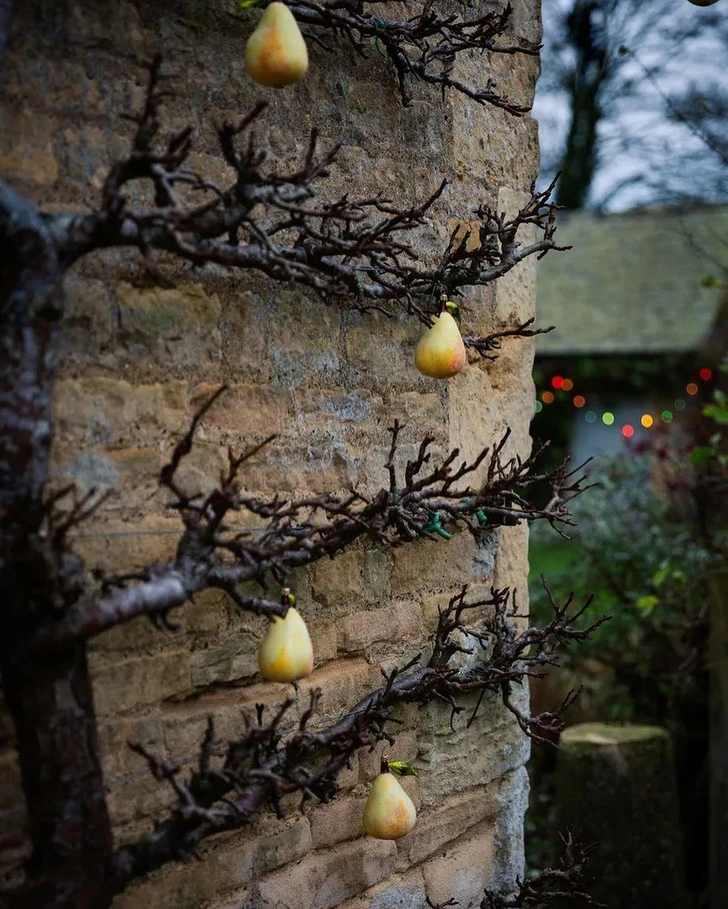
[31,390,589,655]
[281,0,539,111]
[33,55,566,337]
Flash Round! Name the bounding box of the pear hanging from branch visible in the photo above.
[415,299,467,379]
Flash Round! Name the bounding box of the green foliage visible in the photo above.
[387,761,419,778]
[530,451,712,726]
[690,356,728,468]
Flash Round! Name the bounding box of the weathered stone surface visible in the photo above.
[89,649,192,717]
[422,823,497,909]
[395,783,501,870]
[337,602,423,656]
[113,817,311,909]
[333,869,427,909]
[309,796,368,850]
[256,837,397,909]
[2,0,540,903]
[417,693,530,808]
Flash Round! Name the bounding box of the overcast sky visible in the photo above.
[533,0,728,211]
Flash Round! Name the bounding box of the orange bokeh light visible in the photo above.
[562,378,574,392]
[641,414,654,428]
[573,395,586,408]
[686,383,699,396]
[542,391,555,404]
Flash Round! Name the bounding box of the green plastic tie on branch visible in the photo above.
[370,16,389,57]
[423,511,453,540]
[462,498,489,527]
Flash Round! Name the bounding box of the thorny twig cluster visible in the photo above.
[109,581,603,884]
[482,830,604,908]
[280,0,539,110]
[38,56,566,333]
[32,389,588,654]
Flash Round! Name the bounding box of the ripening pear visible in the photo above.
[258,592,313,682]
[414,309,467,379]
[362,766,417,840]
[245,2,309,88]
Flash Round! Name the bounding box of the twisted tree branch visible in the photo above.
[22,55,565,346]
[31,393,589,655]
[108,583,603,886]
[277,0,539,111]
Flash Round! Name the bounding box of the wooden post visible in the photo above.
[557,722,686,909]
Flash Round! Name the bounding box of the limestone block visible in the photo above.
[391,533,484,598]
[395,783,500,870]
[0,109,59,189]
[422,823,496,909]
[309,796,369,850]
[89,649,192,717]
[112,817,311,909]
[190,382,288,442]
[337,602,423,656]
[298,660,384,725]
[256,837,397,909]
[311,550,366,613]
[333,869,427,909]
[417,693,530,808]
[53,378,188,448]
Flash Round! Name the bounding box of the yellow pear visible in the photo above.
[258,593,313,682]
[245,2,309,88]
[362,767,417,840]
[414,309,467,379]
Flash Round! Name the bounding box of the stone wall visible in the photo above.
[0,1,541,906]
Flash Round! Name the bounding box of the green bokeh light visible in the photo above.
[602,412,615,426]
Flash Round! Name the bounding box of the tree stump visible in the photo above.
[556,723,686,909]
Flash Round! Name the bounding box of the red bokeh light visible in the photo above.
[700,368,713,382]
[621,424,635,439]
[551,376,564,390]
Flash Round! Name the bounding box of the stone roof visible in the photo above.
[535,204,727,356]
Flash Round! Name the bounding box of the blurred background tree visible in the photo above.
[528,4,728,906]
[535,0,728,210]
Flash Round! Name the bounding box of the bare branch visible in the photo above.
[482,829,603,908]
[272,1,540,112]
[14,57,565,344]
[31,394,589,654]
[108,584,601,885]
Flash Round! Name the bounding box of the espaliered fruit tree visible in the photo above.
[0,3,601,908]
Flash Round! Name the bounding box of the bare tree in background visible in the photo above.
[536,0,728,210]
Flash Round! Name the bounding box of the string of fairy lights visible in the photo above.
[534,366,715,438]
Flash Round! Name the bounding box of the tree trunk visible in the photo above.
[556,722,686,909]
[0,645,114,908]
[555,1,607,210]
[709,576,728,909]
[0,181,115,907]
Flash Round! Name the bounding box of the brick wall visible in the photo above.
[0,1,541,906]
